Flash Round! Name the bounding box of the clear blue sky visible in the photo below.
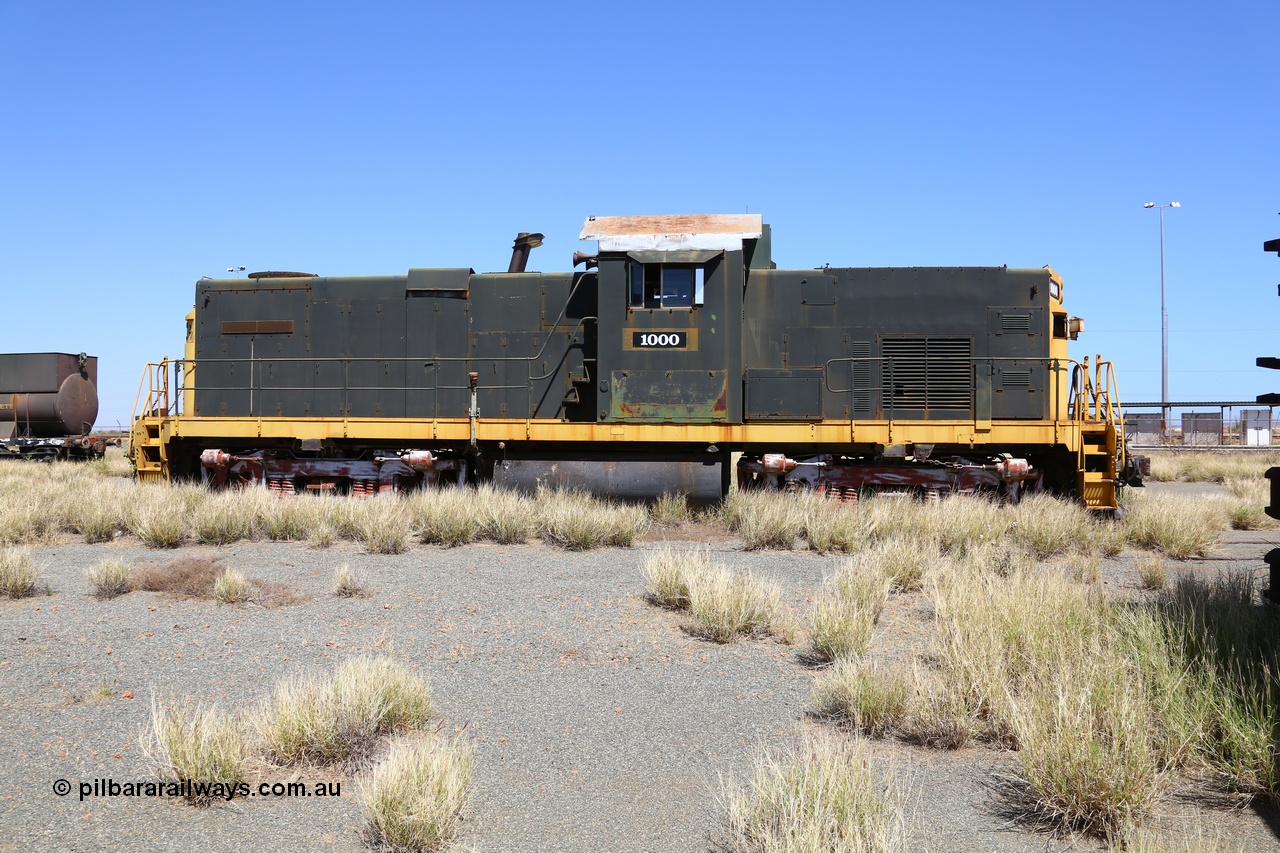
[2,2,1277,427]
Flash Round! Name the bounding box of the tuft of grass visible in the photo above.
[724,490,806,550]
[262,494,323,541]
[910,493,1010,555]
[867,536,936,593]
[1123,492,1224,559]
[803,497,867,555]
[812,659,912,738]
[355,498,412,554]
[833,560,891,621]
[191,490,261,545]
[538,487,651,549]
[901,667,979,750]
[213,569,251,604]
[64,480,129,542]
[810,591,878,662]
[686,565,783,644]
[145,697,248,805]
[475,485,534,544]
[652,491,694,526]
[126,488,190,548]
[88,678,119,703]
[807,559,890,663]
[643,547,785,643]
[258,657,432,766]
[359,731,473,853]
[0,499,58,545]
[723,734,905,853]
[1066,553,1101,585]
[812,660,977,750]
[960,540,1033,579]
[129,556,222,598]
[1134,555,1168,591]
[1008,493,1102,559]
[332,564,367,598]
[642,547,707,609]
[84,558,132,599]
[1226,499,1270,531]
[1223,475,1270,503]
[410,489,480,547]
[308,521,336,549]
[0,547,39,598]
[1008,658,1162,838]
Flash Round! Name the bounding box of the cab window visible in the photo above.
[628,262,704,309]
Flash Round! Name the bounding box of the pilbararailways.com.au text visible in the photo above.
[54,778,342,802]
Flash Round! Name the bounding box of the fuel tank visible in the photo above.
[491,456,725,501]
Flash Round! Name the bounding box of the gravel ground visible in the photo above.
[3,485,1280,852]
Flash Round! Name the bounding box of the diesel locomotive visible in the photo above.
[130,214,1137,508]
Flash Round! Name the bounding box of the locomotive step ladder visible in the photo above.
[129,360,173,483]
[1078,421,1118,509]
[1071,355,1125,511]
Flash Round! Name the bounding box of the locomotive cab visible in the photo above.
[580,214,761,425]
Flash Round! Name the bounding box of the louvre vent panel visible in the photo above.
[1001,314,1031,331]
[851,341,872,416]
[1003,369,1032,388]
[881,337,973,411]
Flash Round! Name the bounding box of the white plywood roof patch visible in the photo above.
[579,214,763,252]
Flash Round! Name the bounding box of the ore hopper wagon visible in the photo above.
[130,215,1139,509]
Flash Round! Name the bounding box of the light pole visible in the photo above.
[1144,201,1180,437]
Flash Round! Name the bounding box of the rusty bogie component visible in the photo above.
[198,448,465,495]
[737,453,1042,503]
[1,434,110,462]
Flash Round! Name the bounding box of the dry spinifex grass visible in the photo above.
[723,733,905,852]
[813,553,1280,838]
[642,547,787,643]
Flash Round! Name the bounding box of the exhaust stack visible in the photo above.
[507,232,545,273]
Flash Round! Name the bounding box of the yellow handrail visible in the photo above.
[131,360,173,423]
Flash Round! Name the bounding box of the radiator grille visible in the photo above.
[882,337,972,412]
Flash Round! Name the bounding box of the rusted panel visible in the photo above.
[610,369,728,422]
[221,320,295,335]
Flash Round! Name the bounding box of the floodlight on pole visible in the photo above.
[1144,202,1180,437]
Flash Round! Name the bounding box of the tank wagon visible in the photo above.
[130,214,1139,509]
[2,352,110,460]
